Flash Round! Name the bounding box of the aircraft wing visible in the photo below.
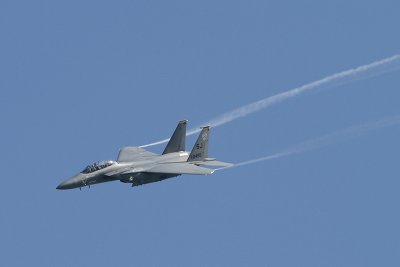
[146,163,214,175]
[117,147,158,162]
[105,162,214,177]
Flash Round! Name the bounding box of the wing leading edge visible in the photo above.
[117,147,158,162]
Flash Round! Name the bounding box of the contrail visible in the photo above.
[217,115,400,171]
[140,54,400,148]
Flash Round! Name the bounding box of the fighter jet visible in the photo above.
[56,120,232,190]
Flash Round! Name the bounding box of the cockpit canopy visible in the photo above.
[81,160,116,174]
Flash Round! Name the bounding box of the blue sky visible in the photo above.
[1,0,400,266]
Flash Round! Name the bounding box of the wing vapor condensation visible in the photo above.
[217,115,400,171]
[140,54,400,148]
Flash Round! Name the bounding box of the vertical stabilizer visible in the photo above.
[162,120,187,154]
[187,126,210,162]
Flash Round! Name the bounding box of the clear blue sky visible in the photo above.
[1,1,400,266]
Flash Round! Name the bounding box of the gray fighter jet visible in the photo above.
[56,120,232,190]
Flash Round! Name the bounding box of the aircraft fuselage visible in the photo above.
[57,152,189,189]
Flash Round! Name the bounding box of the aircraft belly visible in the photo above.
[120,172,180,186]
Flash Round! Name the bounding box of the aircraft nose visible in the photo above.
[56,175,82,190]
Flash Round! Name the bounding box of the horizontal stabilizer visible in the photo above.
[192,160,233,167]
[117,147,157,162]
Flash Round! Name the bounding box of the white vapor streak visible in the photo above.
[199,54,400,129]
[140,54,400,148]
[217,115,400,171]
[139,138,172,148]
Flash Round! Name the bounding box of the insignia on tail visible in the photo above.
[187,126,210,162]
[187,126,232,167]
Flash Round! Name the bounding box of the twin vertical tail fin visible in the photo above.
[162,120,187,154]
[187,126,210,162]
[187,126,233,167]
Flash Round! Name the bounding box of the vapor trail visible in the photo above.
[217,115,400,171]
[140,54,400,148]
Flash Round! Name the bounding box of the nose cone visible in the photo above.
[56,175,83,190]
